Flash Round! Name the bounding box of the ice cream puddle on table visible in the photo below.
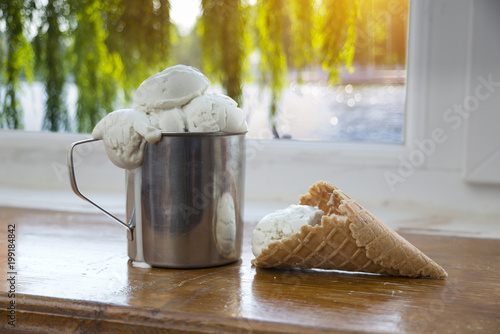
[91,65,247,268]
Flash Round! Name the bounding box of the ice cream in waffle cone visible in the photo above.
[251,181,447,279]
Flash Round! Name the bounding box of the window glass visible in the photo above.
[245,0,408,142]
[1,0,408,143]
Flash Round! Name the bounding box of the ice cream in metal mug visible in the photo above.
[68,132,246,268]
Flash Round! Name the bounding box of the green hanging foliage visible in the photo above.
[257,0,287,137]
[170,24,202,70]
[0,0,36,129]
[319,0,359,84]
[289,0,316,83]
[353,0,409,67]
[69,0,124,133]
[200,0,248,106]
[33,0,71,132]
[253,0,359,136]
[0,0,400,135]
[106,0,172,98]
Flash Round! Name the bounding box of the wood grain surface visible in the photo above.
[0,206,499,333]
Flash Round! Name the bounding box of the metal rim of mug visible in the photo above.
[159,131,247,137]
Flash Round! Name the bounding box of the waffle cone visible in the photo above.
[252,181,448,278]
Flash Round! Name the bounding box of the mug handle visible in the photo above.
[67,138,134,240]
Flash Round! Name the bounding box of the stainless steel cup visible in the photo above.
[68,132,246,268]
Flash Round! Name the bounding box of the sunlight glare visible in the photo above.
[330,116,339,126]
[170,0,201,35]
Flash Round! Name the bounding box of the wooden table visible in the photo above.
[1,206,499,333]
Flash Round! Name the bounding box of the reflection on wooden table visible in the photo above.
[0,207,498,333]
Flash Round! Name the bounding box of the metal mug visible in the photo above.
[68,132,246,268]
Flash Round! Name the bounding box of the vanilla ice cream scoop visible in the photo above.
[92,109,162,169]
[133,65,210,111]
[147,108,187,132]
[252,205,324,257]
[94,65,246,170]
[184,93,247,132]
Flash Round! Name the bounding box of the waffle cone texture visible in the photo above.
[252,181,448,279]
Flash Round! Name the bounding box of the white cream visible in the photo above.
[133,65,210,110]
[184,93,247,133]
[147,107,186,132]
[93,66,247,171]
[252,205,324,257]
[92,109,162,169]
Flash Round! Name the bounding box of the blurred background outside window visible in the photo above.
[0,0,408,143]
